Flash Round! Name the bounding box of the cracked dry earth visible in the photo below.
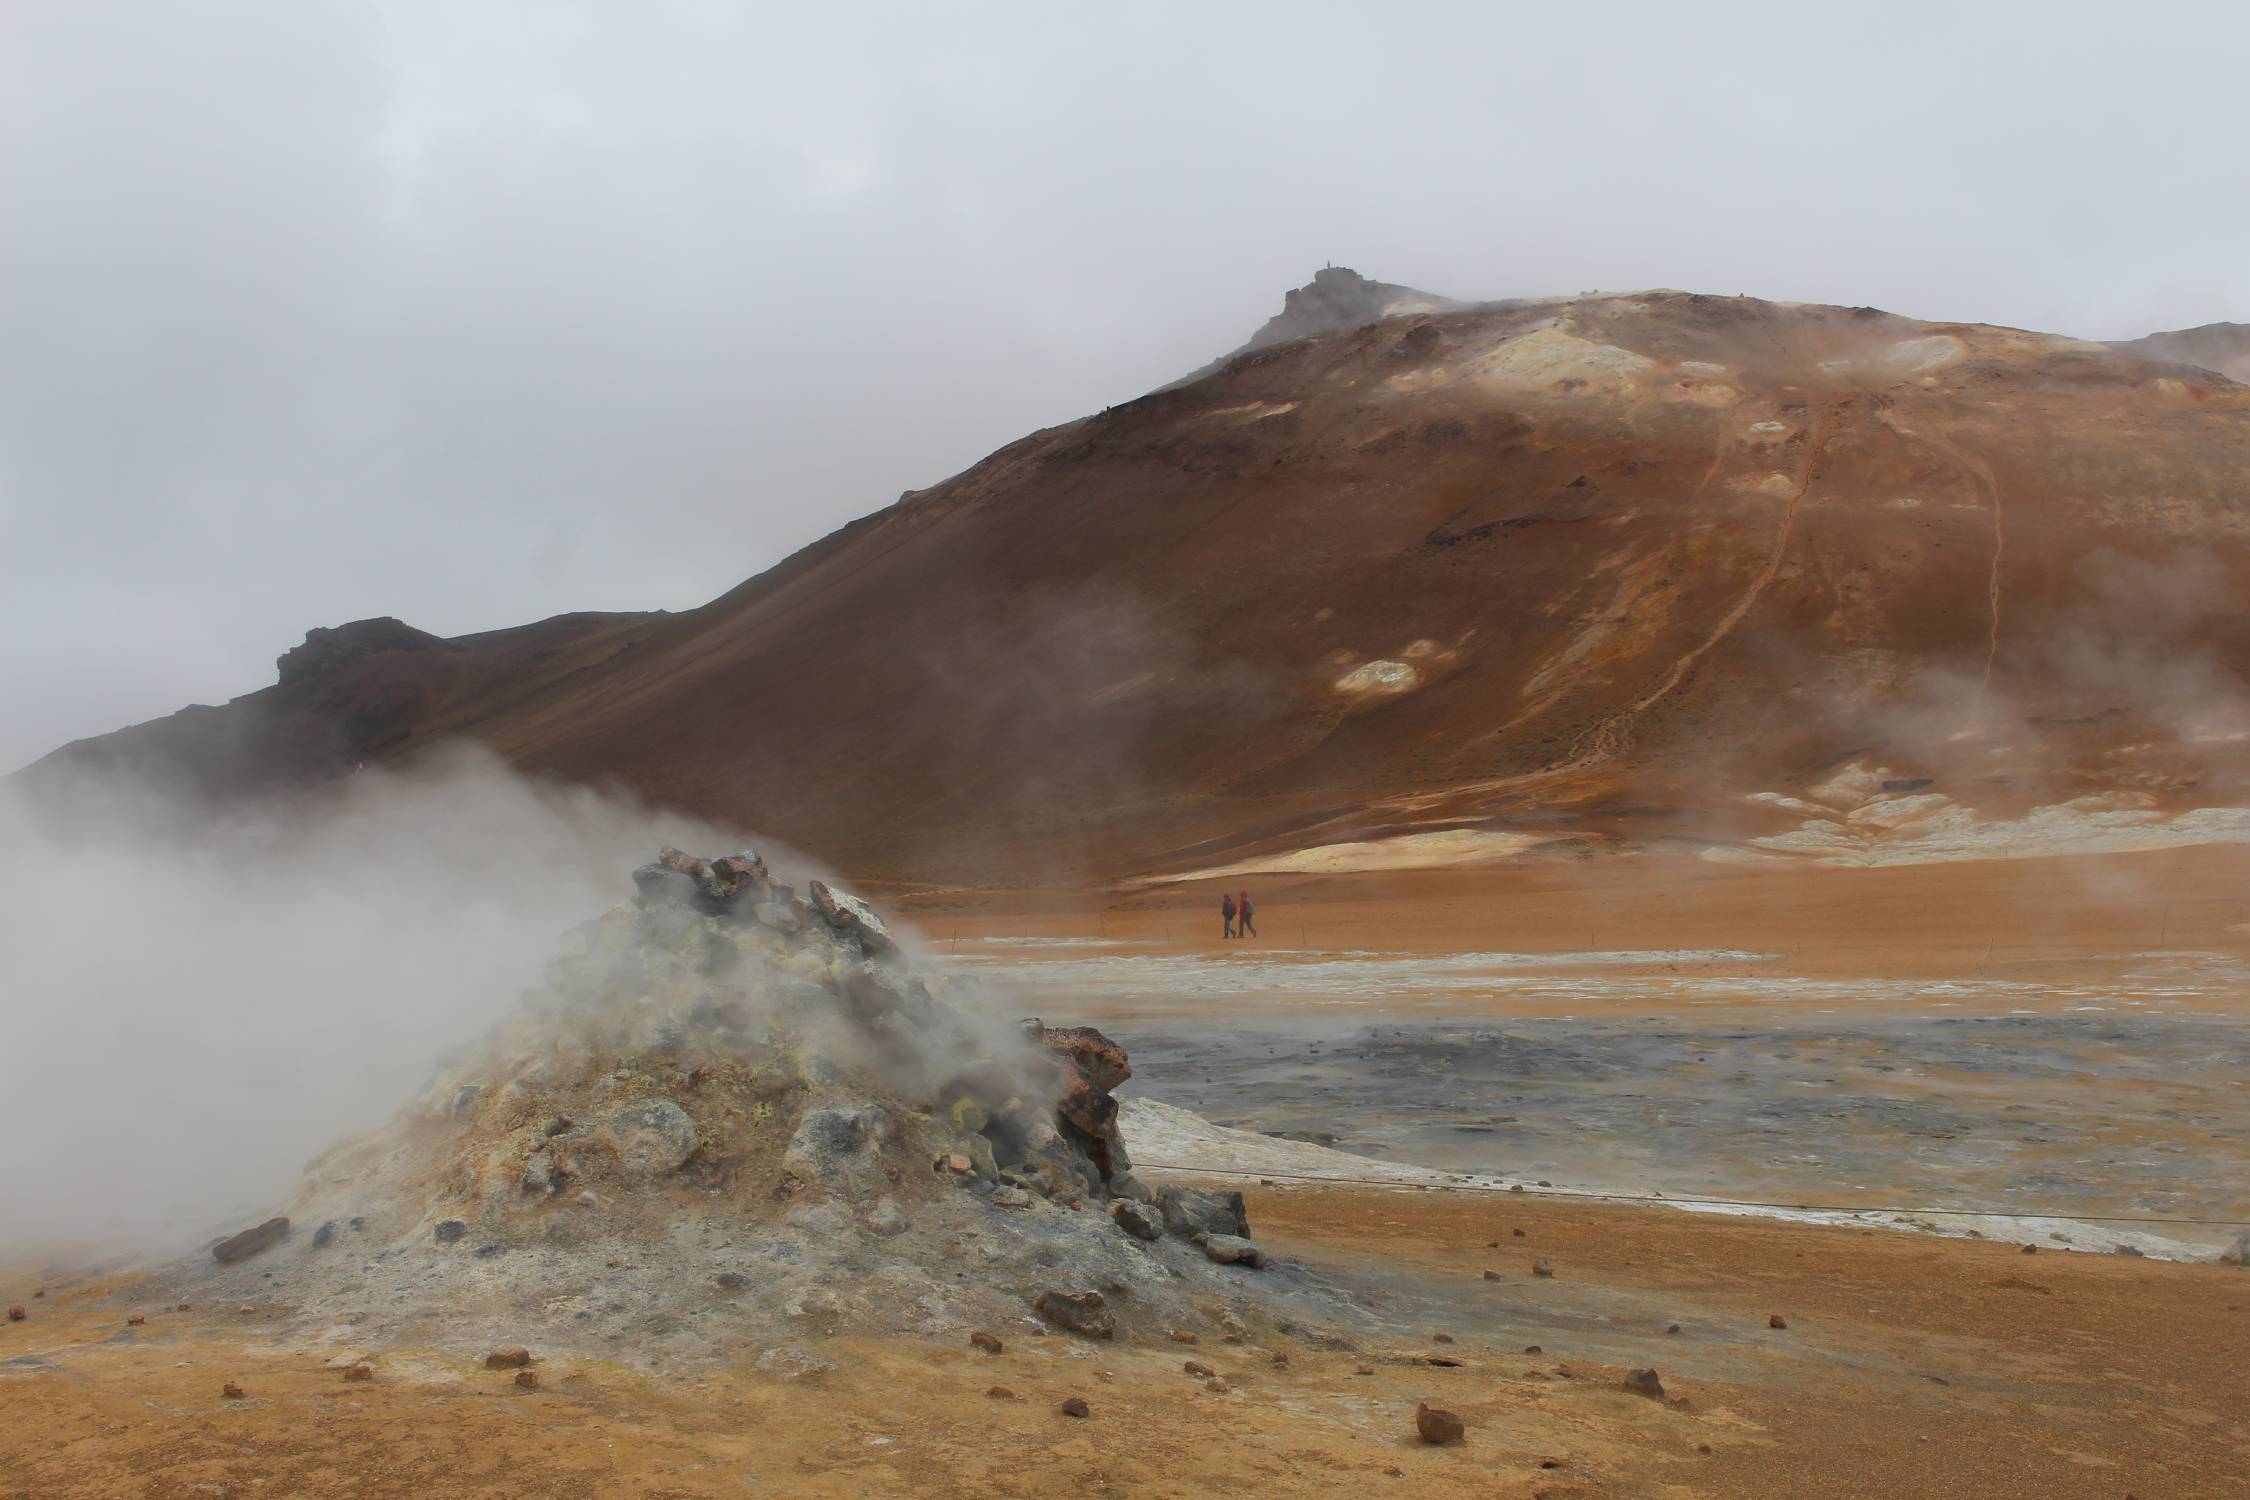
[4,1187,2245,1499]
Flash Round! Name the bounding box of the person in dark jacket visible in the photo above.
[1220,892,1237,939]
[1237,890,1257,939]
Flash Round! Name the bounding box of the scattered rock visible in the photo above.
[344,1363,372,1382]
[1523,1344,1542,1354]
[1482,1270,1501,1281]
[970,1332,1003,1354]
[1512,1228,1526,1237]
[311,1221,337,1249]
[514,1369,540,1391]
[2022,1244,2038,1255]
[1666,1323,1680,1335]
[986,1385,1017,1400]
[2221,1233,2249,1267]
[1112,1199,1163,1241]
[1415,1402,1466,1445]
[1532,1258,1555,1277]
[1423,1354,1464,1368]
[5,1306,23,1322]
[1354,1363,1373,1376]
[989,1186,1035,1210]
[1768,1314,1788,1330]
[221,1382,245,1399]
[1268,1349,1289,1367]
[715,1272,750,1290]
[211,1216,290,1265]
[1184,1360,1216,1378]
[2113,1244,2145,1258]
[484,1347,533,1370]
[1204,1377,1231,1393]
[1034,1289,1115,1339]
[1203,1234,1268,1268]
[126,1316,144,1327]
[434,1220,468,1243]
[1623,1368,1666,1400]
[1432,1332,1454,1344]
[1169,1329,1199,1344]
[176,1303,190,1312]
[1059,1396,1091,1419]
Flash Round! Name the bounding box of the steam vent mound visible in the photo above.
[156,850,1324,1362]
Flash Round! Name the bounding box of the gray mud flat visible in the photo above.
[1116,1013,2247,1251]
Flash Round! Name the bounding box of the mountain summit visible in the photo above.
[1238,265,1461,351]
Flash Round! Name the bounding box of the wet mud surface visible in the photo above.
[954,945,2250,1255]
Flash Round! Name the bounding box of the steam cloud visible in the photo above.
[0,747,745,1253]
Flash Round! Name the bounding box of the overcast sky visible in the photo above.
[3,1,2246,770]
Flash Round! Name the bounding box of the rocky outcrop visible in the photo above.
[274,617,456,686]
[1241,266,1461,353]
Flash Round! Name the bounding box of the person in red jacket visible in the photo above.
[1237,890,1257,939]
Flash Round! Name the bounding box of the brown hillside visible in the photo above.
[25,281,2250,885]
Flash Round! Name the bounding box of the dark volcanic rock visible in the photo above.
[276,617,455,686]
[211,1217,290,1266]
[1623,1368,1666,1400]
[1157,1184,1249,1241]
[1112,1200,1162,1241]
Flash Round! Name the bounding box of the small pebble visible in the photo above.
[1768,1314,1788,1330]
[970,1332,1003,1354]
[515,1369,539,1391]
[1059,1396,1090,1418]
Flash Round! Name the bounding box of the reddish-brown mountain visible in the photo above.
[25,276,2250,885]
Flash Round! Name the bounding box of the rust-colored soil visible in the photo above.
[5,1186,2242,1498]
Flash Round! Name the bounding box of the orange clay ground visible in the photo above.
[4,1189,2244,1499]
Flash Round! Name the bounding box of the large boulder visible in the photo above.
[807,880,895,956]
[1032,1023,1132,1092]
[1202,1233,1268,1268]
[211,1216,290,1265]
[606,1099,698,1177]
[1034,1289,1116,1339]
[1157,1184,1249,1241]
[781,1101,893,1197]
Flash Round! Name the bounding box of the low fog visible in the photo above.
[6,1,2250,769]
[0,749,748,1251]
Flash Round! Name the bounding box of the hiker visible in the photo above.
[1237,890,1257,939]
[1221,891,1237,939]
